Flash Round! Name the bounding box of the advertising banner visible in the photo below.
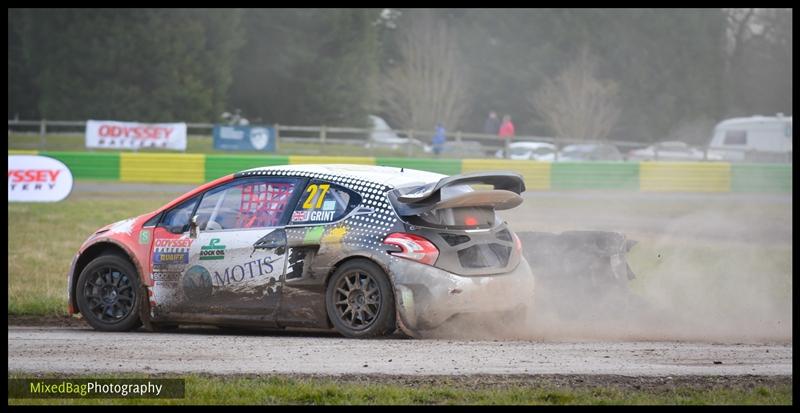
[86,120,187,151]
[213,125,276,152]
[8,155,74,202]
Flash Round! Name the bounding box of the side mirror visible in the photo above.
[190,215,199,239]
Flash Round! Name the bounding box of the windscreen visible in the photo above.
[510,147,532,156]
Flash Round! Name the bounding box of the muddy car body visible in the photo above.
[67,165,534,338]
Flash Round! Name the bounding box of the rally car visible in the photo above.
[67,165,537,338]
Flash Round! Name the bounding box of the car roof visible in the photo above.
[658,141,689,147]
[240,164,447,189]
[562,144,605,151]
[716,116,792,127]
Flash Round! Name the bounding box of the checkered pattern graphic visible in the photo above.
[235,169,402,254]
[238,182,295,228]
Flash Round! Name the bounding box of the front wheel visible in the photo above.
[326,259,395,338]
[76,254,142,331]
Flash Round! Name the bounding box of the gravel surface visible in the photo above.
[8,326,791,377]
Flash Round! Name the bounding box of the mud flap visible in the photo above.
[138,283,156,331]
[138,283,179,331]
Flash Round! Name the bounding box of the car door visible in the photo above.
[275,179,363,328]
[149,176,304,323]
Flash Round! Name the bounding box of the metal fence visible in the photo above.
[8,119,782,162]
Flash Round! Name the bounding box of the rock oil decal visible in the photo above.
[200,238,226,261]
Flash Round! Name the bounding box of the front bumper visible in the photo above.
[387,256,535,332]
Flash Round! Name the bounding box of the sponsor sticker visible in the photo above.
[292,211,308,222]
[153,250,189,265]
[321,226,347,244]
[154,239,193,248]
[212,256,280,287]
[151,272,181,282]
[139,230,151,245]
[182,265,213,301]
[152,238,192,269]
[199,238,226,260]
[322,200,337,211]
[303,226,325,244]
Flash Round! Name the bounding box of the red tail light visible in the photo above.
[512,231,522,252]
[383,233,439,266]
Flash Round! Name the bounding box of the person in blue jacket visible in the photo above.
[432,122,446,156]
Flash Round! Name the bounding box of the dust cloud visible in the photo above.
[424,192,792,343]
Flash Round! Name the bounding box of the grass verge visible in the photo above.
[7,373,793,405]
[8,193,174,315]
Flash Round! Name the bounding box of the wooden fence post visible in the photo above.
[39,119,46,149]
[274,124,280,151]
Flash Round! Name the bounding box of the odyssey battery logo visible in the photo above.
[8,155,74,202]
[152,238,192,267]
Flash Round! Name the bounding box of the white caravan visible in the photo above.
[707,115,792,162]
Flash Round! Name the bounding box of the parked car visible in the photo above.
[626,141,721,161]
[66,165,535,338]
[707,114,792,162]
[424,140,487,157]
[557,144,623,161]
[366,115,425,151]
[495,142,557,161]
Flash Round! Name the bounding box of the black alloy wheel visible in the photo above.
[76,254,142,331]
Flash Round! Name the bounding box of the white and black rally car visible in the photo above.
[67,165,542,338]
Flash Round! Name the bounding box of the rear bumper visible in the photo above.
[387,257,535,332]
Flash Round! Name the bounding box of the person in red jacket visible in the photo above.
[498,114,515,139]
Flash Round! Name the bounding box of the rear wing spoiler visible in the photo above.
[388,171,526,216]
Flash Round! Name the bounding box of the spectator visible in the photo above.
[498,115,515,139]
[432,122,446,156]
[483,111,500,136]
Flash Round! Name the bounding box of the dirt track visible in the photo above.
[7,326,791,376]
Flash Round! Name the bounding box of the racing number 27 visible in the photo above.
[303,184,330,209]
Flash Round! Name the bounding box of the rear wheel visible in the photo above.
[76,254,142,331]
[326,259,395,338]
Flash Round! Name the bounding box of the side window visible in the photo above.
[289,181,361,225]
[160,196,200,234]
[724,130,747,145]
[195,178,300,231]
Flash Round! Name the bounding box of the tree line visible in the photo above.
[8,8,792,143]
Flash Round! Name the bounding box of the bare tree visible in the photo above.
[380,12,469,133]
[723,8,793,115]
[531,49,621,141]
